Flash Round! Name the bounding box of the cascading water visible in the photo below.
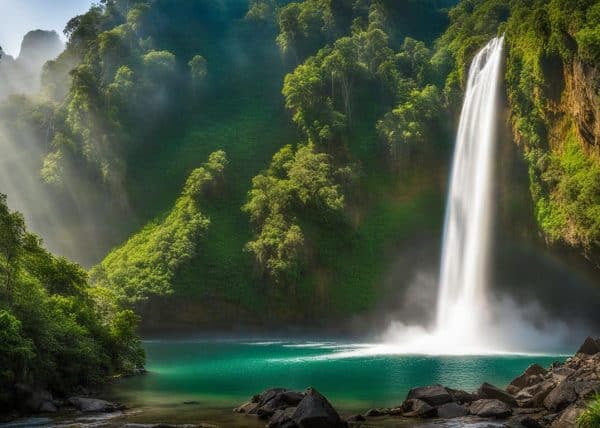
[435,36,505,344]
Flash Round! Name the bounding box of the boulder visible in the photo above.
[577,337,600,356]
[513,416,544,428]
[543,381,600,411]
[405,385,452,406]
[14,384,53,413]
[268,407,297,428]
[508,364,547,394]
[234,401,259,414]
[447,387,478,403]
[258,390,304,419]
[67,397,120,412]
[364,408,389,417]
[478,382,517,407]
[550,404,585,427]
[401,399,437,418]
[290,388,346,428]
[436,402,468,419]
[346,414,366,423]
[518,380,556,408]
[38,401,57,413]
[469,399,512,418]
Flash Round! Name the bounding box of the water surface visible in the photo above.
[99,339,564,425]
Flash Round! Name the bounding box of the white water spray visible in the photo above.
[435,36,505,344]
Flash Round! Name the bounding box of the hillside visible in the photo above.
[1,0,599,332]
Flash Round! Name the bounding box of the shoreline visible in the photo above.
[3,337,598,428]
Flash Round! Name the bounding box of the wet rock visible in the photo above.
[364,408,389,417]
[401,399,437,418]
[543,380,600,411]
[38,401,57,413]
[347,414,366,423]
[259,390,304,419]
[478,382,518,407]
[507,364,547,394]
[550,404,585,427]
[14,384,53,413]
[577,337,600,356]
[447,387,478,403]
[551,367,575,382]
[233,401,259,414]
[513,416,544,428]
[268,407,297,428]
[406,385,453,406]
[518,380,556,408]
[290,388,346,428]
[469,399,512,418]
[67,397,121,412]
[436,402,468,419]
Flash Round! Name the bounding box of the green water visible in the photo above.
[100,339,565,425]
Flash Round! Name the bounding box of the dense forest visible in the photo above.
[1,0,600,410]
[1,0,600,327]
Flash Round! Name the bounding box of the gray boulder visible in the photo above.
[518,380,556,408]
[290,388,346,428]
[401,399,437,418]
[67,397,121,412]
[469,399,512,418]
[478,382,518,407]
[543,381,600,411]
[507,364,547,394]
[406,385,452,406]
[436,402,468,419]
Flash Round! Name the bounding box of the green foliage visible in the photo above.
[243,144,344,285]
[578,395,600,428]
[0,193,143,403]
[93,151,228,303]
[377,85,443,162]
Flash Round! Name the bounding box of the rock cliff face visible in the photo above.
[0,30,63,99]
[569,60,600,149]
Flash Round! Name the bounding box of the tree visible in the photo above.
[0,194,27,304]
[188,54,208,94]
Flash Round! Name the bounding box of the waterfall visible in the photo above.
[435,36,505,342]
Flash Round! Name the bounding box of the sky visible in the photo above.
[0,0,94,57]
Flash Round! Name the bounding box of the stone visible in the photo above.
[469,399,512,418]
[234,401,259,414]
[14,384,53,412]
[38,401,57,413]
[67,397,120,412]
[436,402,468,419]
[478,382,518,407]
[577,337,600,356]
[290,388,346,428]
[551,367,575,382]
[364,408,389,417]
[543,381,600,411]
[514,416,544,428]
[447,387,478,403]
[406,385,453,406]
[550,404,585,428]
[258,390,305,419]
[508,364,548,394]
[401,399,437,418]
[518,380,556,408]
[268,407,297,428]
[347,414,366,423]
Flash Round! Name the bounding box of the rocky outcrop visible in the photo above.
[236,337,600,427]
[234,387,347,428]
